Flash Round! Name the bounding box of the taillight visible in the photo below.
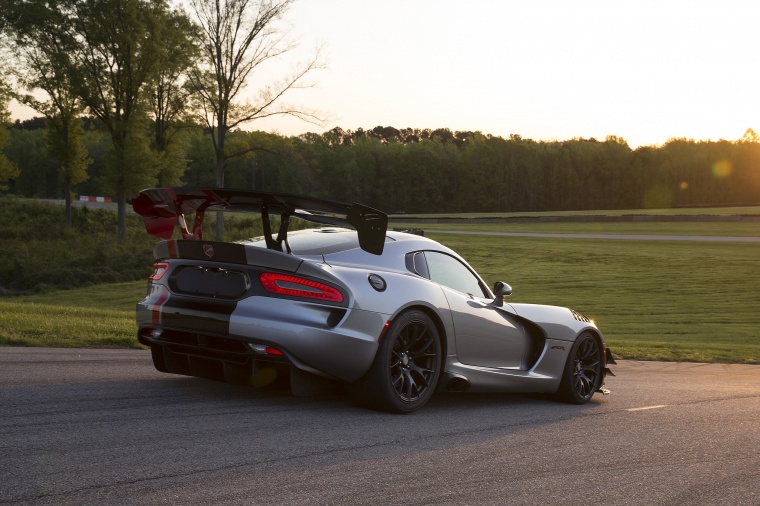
[248,343,287,356]
[259,272,343,302]
[150,262,169,281]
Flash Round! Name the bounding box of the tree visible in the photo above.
[0,78,20,190]
[147,7,201,186]
[736,128,760,203]
[599,136,632,209]
[5,0,192,239]
[740,128,759,144]
[188,0,324,238]
[63,0,173,240]
[5,0,91,225]
[5,128,59,197]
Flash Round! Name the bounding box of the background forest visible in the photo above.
[1,0,759,221]
[4,120,760,214]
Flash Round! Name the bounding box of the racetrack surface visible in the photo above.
[1,348,758,505]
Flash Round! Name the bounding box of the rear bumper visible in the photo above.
[137,291,387,382]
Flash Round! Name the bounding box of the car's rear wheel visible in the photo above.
[351,310,442,413]
[555,332,602,404]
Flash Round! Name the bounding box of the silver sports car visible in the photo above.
[133,187,615,413]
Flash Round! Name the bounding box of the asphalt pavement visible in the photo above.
[1,348,758,505]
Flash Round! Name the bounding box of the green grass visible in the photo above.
[0,281,146,349]
[2,215,759,364]
[391,221,760,237]
[391,205,760,219]
[431,233,760,364]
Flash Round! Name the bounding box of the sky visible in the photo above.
[10,0,760,148]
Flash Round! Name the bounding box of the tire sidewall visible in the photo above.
[363,310,442,413]
[558,332,602,404]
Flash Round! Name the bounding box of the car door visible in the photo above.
[421,251,530,369]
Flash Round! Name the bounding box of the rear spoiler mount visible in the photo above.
[132,187,388,255]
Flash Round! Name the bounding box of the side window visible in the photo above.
[405,252,430,278]
[424,251,486,297]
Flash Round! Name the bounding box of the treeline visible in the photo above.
[0,0,324,240]
[5,121,760,213]
[2,0,759,227]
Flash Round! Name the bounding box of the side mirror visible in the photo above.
[492,281,512,307]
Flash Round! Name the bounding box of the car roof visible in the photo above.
[242,227,440,253]
[240,227,488,290]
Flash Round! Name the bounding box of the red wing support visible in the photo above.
[132,188,227,241]
[175,199,212,240]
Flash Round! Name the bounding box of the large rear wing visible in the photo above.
[132,187,389,255]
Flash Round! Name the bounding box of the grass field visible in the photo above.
[391,205,760,219]
[390,205,760,237]
[428,233,759,364]
[391,221,760,237]
[0,282,145,349]
[1,220,759,363]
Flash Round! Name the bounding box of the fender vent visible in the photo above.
[571,309,591,323]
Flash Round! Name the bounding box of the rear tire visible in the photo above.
[555,332,603,404]
[350,310,442,413]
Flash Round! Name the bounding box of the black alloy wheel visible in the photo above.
[556,332,602,404]
[350,310,442,413]
[389,316,439,403]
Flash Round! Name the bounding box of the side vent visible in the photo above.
[571,309,591,323]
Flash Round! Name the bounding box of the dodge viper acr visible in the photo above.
[133,187,615,413]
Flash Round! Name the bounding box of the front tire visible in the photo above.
[351,310,442,413]
[555,332,603,404]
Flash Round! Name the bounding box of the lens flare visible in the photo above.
[711,159,733,179]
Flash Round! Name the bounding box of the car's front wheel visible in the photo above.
[555,332,603,404]
[351,310,442,413]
